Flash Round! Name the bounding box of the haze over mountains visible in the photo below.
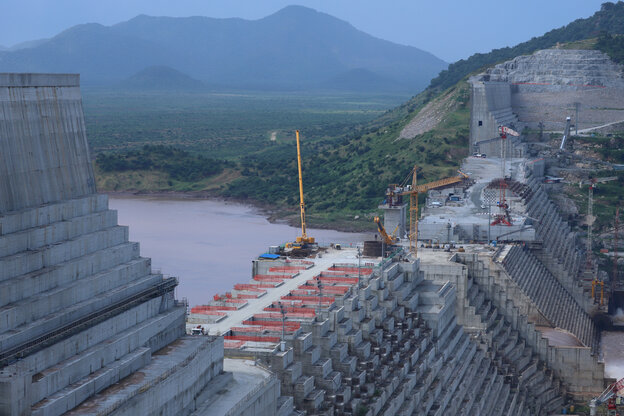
[0,6,447,92]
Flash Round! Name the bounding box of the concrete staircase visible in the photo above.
[501,245,599,351]
[264,255,561,415]
[465,277,566,414]
[522,176,594,313]
[0,194,216,416]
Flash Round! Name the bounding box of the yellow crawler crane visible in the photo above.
[283,130,315,251]
[392,166,469,255]
[374,216,396,246]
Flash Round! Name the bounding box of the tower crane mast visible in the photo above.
[388,166,469,256]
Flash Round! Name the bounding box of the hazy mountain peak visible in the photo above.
[0,9,447,92]
[121,65,204,90]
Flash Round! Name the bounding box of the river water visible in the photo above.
[108,196,370,307]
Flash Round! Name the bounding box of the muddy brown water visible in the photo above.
[109,196,370,307]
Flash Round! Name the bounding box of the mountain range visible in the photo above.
[0,6,447,92]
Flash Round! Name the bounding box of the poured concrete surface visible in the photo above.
[192,359,278,416]
[536,327,584,347]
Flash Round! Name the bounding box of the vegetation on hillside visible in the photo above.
[223,82,470,216]
[96,145,229,182]
[429,1,624,91]
[596,33,624,63]
[90,1,624,230]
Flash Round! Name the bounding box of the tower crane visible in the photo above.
[589,376,624,416]
[577,177,618,268]
[573,176,618,305]
[387,166,469,256]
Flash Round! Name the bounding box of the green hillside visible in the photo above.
[221,82,470,227]
[94,1,624,230]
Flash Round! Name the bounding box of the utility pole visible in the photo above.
[357,246,362,287]
[574,102,580,135]
[278,301,286,352]
[316,277,323,321]
[488,202,491,244]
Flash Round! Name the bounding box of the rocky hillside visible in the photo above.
[429,1,624,92]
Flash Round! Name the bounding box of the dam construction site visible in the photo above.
[2,47,624,416]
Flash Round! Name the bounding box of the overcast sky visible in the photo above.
[0,0,610,62]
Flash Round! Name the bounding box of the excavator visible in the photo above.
[282,130,317,257]
[386,166,469,255]
[590,376,624,415]
[374,216,397,246]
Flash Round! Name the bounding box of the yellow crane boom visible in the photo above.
[295,130,314,244]
[374,216,395,246]
[397,166,469,256]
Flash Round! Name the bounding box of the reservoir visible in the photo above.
[108,196,370,307]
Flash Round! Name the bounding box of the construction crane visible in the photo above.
[589,376,624,416]
[579,177,618,275]
[374,216,396,246]
[492,126,520,227]
[388,166,469,256]
[294,130,314,246]
[282,130,315,256]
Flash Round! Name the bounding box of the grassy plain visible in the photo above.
[82,88,409,158]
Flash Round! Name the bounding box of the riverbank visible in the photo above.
[104,190,377,233]
[108,196,371,306]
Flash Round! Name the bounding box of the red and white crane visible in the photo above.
[491,126,520,226]
[590,377,624,415]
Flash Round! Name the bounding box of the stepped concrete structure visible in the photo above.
[192,248,568,415]
[472,49,624,133]
[0,74,279,416]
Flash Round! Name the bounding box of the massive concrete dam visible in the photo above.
[0,62,617,416]
[0,74,279,416]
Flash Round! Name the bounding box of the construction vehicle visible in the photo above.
[589,376,624,415]
[386,166,469,256]
[281,130,317,257]
[374,216,396,246]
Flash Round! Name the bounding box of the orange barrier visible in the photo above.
[281,295,334,303]
[225,335,280,343]
[224,340,246,349]
[312,276,359,285]
[328,266,373,274]
[223,298,247,304]
[295,285,349,294]
[190,310,227,316]
[234,284,272,291]
[191,305,237,312]
[254,275,289,282]
[242,320,302,329]
[254,311,316,319]
[235,293,260,299]
[269,266,305,272]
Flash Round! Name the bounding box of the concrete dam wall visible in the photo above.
[0,74,239,416]
[0,74,96,213]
